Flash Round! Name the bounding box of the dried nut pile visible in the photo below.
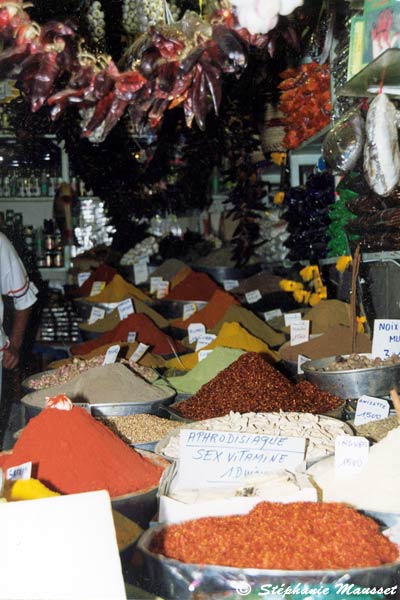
[353,415,399,442]
[159,411,350,462]
[28,356,105,389]
[98,414,181,444]
[309,353,400,372]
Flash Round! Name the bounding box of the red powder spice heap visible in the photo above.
[150,502,398,570]
[72,264,118,297]
[0,407,164,497]
[172,289,239,330]
[165,271,219,301]
[71,313,184,356]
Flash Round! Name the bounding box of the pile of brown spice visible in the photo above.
[150,502,398,570]
[174,352,342,420]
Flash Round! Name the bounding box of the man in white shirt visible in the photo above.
[0,232,38,399]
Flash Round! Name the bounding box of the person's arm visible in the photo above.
[3,306,32,369]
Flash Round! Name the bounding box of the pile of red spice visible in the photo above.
[71,313,184,356]
[174,352,342,420]
[150,502,398,570]
[0,407,164,497]
[165,271,219,301]
[172,289,238,330]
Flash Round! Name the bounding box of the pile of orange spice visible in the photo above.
[150,502,398,570]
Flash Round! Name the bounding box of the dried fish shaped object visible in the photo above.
[363,93,400,196]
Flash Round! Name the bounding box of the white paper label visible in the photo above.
[102,344,120,365]
[78,272,91,287]
[183,303,197,320]
[188,323,206,344]
[88,306,105,324]
[127,332,137,343]
[150,277,163,294]
[264,309,283,321]
[198,349,214,362]
[134,262,149,285]
[335,435,369,476]
[245,289,262,304]
[290,320,310,346]
[354,395,390,426]
[178,430,306,488]
[297,354,310,375]
[284,312,302,326]
[372,319,400,359]
[138,255,150,264]
[195,334,217,352]
[117,298,134,320]
[6,461,32,481]
[90,281,106,296]
[129,342,150,363]
[156,281,170,299]
[223,280,239,291]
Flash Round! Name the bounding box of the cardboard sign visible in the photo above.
[264,309,283,321]
[156,281,170,299]
[297,354,310,375]
[354,395,390,426]
[117,298,134,320]
[284,312,302,326]
[150,277,163,294]
[188,323,206,344]
[195,333,217,352]
[88,306,105,325]
[183,303,197,320]
[335,435,369,476]
[90,281,106,296]
[6,461,32,481]
[78,272,91,287]
[198,349,214,362]
[134,262,149,285]
[245,289,262,304]
[290,320,310,346]
[371,319,400,358]
[129,343,149,363]
[178,429,306,488]
[102,344,120,365]
[223,280,239,291]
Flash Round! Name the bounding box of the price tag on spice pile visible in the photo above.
[103,344,120,365]
[223,280,239,292]
[335,435,369,477]
[354,395,390,426]
[371,318,400,358]
[290,320,310,346]
[156,281,169,299]
[188,323,206,344]
[183,303,197,320]
[129,343,150,364]
[198,349,213,362]
[78,272,91,287]
[6,461,32,481]
[150,277,163,294]
[127,332,137,343]
[297,354,310,375]
[245,289,262,304]
[88,306,105,325]
[195,333,216,352]
[134,262,149,285]
[284,312,301,327]
[264,308,283,322]
[117,298,134,320]
[90,281,106,296]
[178,430,306,488]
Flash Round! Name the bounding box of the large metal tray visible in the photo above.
[192,263,261,285]
[72,299,118,321]
[148,299,207,320]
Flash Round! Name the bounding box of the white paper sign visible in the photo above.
[88,306,105,324]
[195,333,217,352]
[134,262,149,285]
[127,332,137,343]
[198,349,214,362]
[188,323,206,344]
[156,281,170,299]
[354,395,390,426]
[183,303,197,320]
[372,319,400,358]
[223,280,239,291]
[102,344,120,365]
[178,430,306,488]
[129,343,149,363]
[6,461,32,481]
[78,272,91,287]
[245,289,262,304]
[335,435,369,476]
[150,277,163,294]
[290,320,310,346]
[117,298,134,320]
[264,309,283,321]
[297,354,310,375]
[284,312,302,326]
[90,281,106,296]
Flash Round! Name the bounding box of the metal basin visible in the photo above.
[193,263,261,285]
[148,300,207,320]
[302,354,400,399]
[72,299,118,321]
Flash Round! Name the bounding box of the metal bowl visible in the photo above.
[79,329,104,342]
[192,263,261,285]
[302,354,400,399]
[148,300,207,320]
[72,299,118,321]
[131,524,400,599]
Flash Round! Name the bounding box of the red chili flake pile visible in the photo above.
[174,352,342,420]
[150,502,399,570]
